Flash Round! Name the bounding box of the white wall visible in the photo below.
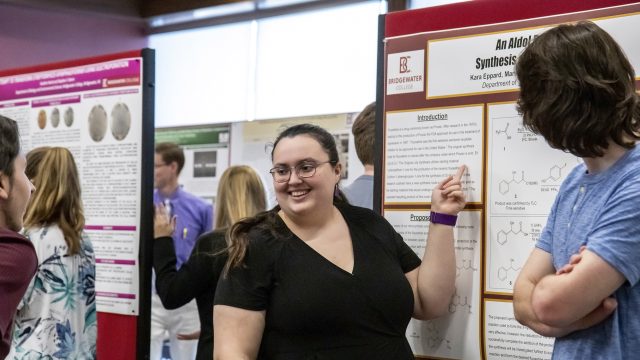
[150,1,383,126]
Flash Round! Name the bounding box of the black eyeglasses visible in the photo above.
[269,160,335,183]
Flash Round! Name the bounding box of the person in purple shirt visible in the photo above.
[151,142,213,360]
[0,115,37,358]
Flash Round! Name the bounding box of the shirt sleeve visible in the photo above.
[392,230,422,273]
[16,232,38,311]
[80,236,97,345]
[214,233,277,311]
[535,193,561,254]
[587,176,640,286]
[203,204,213,233]
[154,233,221,309]
[369,207,421,273]
[344,203,421,273]
[0,240,37,330]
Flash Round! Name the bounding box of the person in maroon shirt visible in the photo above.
[0,115,37,358]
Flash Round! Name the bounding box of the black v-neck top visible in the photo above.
[214,203,421,360]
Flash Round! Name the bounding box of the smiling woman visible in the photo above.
[271,133,342,221]
[213,123,468,360]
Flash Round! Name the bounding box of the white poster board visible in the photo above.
[382,6,640,359]
[0,54,148,315]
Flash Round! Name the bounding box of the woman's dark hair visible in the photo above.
[516,21,640,157]
[224,124,347,275]
[0,115,20,179]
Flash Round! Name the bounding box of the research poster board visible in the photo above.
[230,112,360,207]
[381,4,640,359]
[155,124,231,203]
[0,52,151,316]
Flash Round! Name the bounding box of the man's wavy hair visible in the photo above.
[352,102,376,166]
[0,115,20,179]
[516,21,640,157]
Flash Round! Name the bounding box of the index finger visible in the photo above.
[454,165,467,181]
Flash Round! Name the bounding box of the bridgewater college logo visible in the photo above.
[387,50,424,95]
[400,56,410,73]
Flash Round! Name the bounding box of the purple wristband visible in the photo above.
[430,211,457,226]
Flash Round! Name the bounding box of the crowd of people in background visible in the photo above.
[0,20,638,360]
[153,165,267,360]
[151,142,212,360]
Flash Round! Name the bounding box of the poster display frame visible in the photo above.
[0,49,155,360]
[376,1,640,359]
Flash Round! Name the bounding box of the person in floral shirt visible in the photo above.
[9,147,96,359]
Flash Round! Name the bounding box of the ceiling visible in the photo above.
[0,0,245,20]
[0,0,397,33]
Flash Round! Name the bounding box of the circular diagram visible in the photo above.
[88,105,108,142]
[64,107,74,127]
[51,108,60,128]
[110,102,131,141]
[37,109,47,130]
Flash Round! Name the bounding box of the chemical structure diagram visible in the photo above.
[449,289,473,314]
[496,221,529,245]
[498,170,538,195]
[425,322,452,350]
[497,259,521,284]
[495,122,511,140]
[456,258,478,277]
[541,163,567,183]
